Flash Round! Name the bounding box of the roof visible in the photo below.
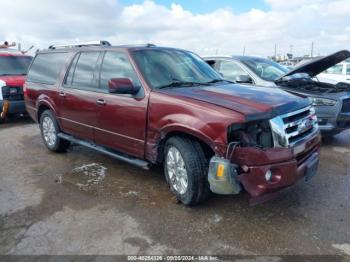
[38,44,186,54]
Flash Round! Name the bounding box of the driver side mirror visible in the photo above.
[236,75,253,84]
[108,78,139,95]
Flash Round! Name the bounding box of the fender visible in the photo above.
[145,118,228,163]
[36,94,59,120]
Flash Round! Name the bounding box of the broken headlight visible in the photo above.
[228,120,273,149]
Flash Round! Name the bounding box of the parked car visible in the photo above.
[205,50,350,136]
[24,41,320,205]
[0,49,32,121]
[317,60,350,84]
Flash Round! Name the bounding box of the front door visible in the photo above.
[94,51,148,158]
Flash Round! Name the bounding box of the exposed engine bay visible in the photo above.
[227,120,273,149]
[276,77,350,94]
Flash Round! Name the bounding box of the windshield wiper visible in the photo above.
[205,79,236,84]
[158,80,204,89]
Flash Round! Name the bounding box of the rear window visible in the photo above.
[27,52,69,85]
[0,56,32,76]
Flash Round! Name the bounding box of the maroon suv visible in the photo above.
[24,41,321,205]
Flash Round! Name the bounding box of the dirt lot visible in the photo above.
[0,118,349,256]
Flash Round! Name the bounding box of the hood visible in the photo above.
[0,75,26,87]
[160,84,310,121]
[277,50,350,80]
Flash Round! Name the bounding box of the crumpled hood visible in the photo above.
[0,75,26,87]
[277,50,350,79]
[161,84,311,121]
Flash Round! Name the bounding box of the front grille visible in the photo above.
[270,106,319,147]
[341,98,350,112]
[1,86,24,101]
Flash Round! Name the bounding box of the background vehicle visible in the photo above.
[24,41,320,205]
[0,49,32,121]
[317,60,350,84]
[205,50,350,136]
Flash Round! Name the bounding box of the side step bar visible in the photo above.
[57,133,150,170]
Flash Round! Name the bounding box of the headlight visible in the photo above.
[311,98,337,106]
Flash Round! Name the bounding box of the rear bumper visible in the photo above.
[0,100,26,115]
[232,132,321,197]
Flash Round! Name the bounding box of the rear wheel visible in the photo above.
[40,110,70,152]
[164,136,210,205]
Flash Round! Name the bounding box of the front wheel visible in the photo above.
[164,136,210,205]
[40,110,70,152]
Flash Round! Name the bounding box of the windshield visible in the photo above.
[0,56,32,76]
[132,49,222,89]
[240,58,289,81]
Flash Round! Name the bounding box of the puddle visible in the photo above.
[61,163,107,194]
[332,147,350,154]
[332,243,350,255]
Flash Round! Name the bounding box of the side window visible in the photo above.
[324,64,343,75]
[100,51,141,90]
[206,60,218,70]
[27,52,69,85]
[346,64,350,75]
[219,60,248,82]
[65,51,100,89]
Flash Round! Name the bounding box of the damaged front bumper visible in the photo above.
[208,132,321,201]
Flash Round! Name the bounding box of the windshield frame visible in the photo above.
[130,48,223,90]
[0,55,32,76]
[239,57,289,82]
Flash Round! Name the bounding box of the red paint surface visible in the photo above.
[25,46,321,198]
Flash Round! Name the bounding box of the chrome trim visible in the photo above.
[58,117,145,143]
[269,106,319,148]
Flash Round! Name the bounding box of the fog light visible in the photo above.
[265,170,272,181]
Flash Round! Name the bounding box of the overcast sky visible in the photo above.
[0,0,349,57]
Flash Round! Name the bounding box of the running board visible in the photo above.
[57,133,150,170]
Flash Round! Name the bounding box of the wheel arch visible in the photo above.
[155,129,216,164]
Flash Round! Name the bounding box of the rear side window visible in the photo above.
[27,52,68,85]
[65,51,100,89]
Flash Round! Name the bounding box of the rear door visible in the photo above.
[94,51,148,158]
[59,51,102,141]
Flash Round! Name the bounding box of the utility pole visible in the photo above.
[242,45,246,56]
[311,41,314,58]
[289,44,293,54]
[274,44,277,59]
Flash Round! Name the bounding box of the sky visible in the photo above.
[0,0,349,57]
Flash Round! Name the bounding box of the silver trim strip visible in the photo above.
[58,117,145,143]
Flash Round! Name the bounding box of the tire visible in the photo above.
[164,136,210,205]
[40,110,70,152]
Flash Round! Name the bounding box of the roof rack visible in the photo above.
[115,43,156,48]
[48,40,111,50]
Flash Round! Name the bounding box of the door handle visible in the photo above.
[96,99,106,105]
[59,91,66,97]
